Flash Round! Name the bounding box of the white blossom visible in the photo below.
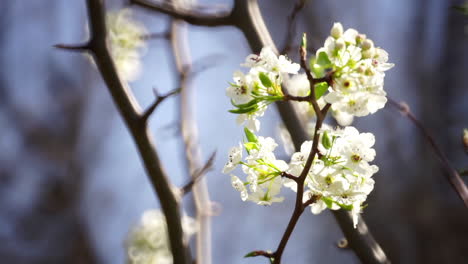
[314,22,393,124]
[107,9,148,82]
[242,47,300,74]
[287,125,378,228]
[125,210,196,264]
[223,136,288,205]
[222,143,243,174]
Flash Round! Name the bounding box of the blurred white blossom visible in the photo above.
[107,8,148,82]
[125,210,196,264]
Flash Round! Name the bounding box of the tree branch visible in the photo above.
[131,0,233,27]
[388,97,468,207]
[168,5,214,263]
[83,1,190,263]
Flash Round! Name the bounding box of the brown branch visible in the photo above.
[299,40,322,120]
[82,1,190,263]
[388,97,468,207]
[180,152,216,196]
[271,103,330,264]
[131,0,233,26]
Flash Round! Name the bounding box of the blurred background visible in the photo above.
[1,0,467,263]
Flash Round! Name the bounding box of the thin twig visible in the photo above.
[54,43,90,51]
[388,97,468,207]
[180,152,216,196]
[141,87,181,123]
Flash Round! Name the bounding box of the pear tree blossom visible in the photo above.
[224,128,288,205]
[227,47,300,131]
[223,22,393,230]
[125,210,196,264]
[107,9,148,82]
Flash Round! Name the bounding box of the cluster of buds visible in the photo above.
[317,22,394,125]
[223,23,394,228]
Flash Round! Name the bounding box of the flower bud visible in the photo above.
[362,47,375,59]
[335,38,345,50]
[331,23,343,39]
[356,34,366,44]
[361,39,374,50]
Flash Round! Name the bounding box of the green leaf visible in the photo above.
[314,82,329,99]
[321,130,332,149]
[228,106,257,114]
[244,251,258,258]
[244,142,258,152]
[244,127,258,143]
[336,202,353,211]
[301,33,307,49]
[259,72,273,88]
[230,98,259,108]
[316,51,331,66]
[321,196,334,208]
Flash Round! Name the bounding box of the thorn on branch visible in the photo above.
[281,171,299,182]
[302,194,320,208]
[53,43,90,52]
[180,152,216,196]
[141,87,182,123]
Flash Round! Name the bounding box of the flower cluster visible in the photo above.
[107,9,148,82]
[287,126,377,227]
[226,47,300,131]
[125,210,196,264]
[223,128,288,205]
[314,22,394,125]
[223,23,392,228]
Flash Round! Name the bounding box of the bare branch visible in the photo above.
[131,0,233,27]
[81,1,190,263]
[388,97,468,207]
[169,9,214,264]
